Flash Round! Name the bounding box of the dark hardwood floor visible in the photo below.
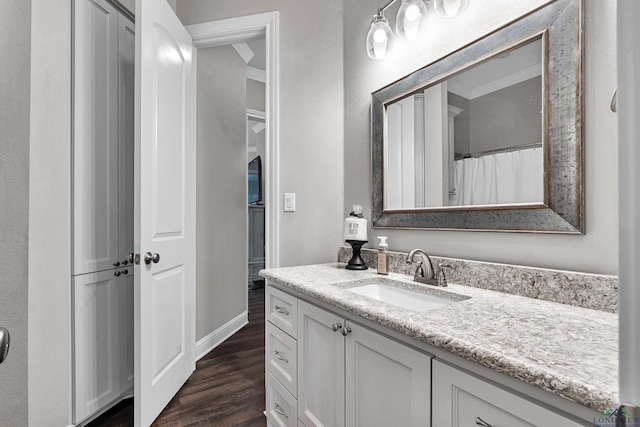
[88,287,266,427]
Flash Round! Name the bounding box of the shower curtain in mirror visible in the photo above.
[451,147,543,206]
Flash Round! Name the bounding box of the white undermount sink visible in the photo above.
[348,283,457,312]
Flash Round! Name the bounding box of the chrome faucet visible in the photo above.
[406,249,451,287]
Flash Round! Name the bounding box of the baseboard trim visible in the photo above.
[195,311,248,361]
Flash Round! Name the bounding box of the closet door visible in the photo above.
[118,13,135,267]
[72,270,122,423]
[73,0,119,275]
[118,269,135,395]
[117,12,136,398]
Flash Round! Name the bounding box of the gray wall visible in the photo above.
[28,0,73,425]
[247,79,265,112]
[195,46,248,341]
[345,0,618,275]
[0,1,31,425]
[177,0,345,267]
[469,76,542,153]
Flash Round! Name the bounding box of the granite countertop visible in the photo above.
[259,263,618,413]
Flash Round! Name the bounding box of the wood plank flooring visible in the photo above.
[88,287,266,427]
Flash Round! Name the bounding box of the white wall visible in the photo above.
[195,46,248,341]
[177,0,345,266]
[344,0,618,275]
[0,1,31,425]
[28,0,72,425]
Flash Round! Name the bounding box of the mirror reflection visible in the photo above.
[385,37,543,210]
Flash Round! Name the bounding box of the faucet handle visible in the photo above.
[414,261,424,277]
[436,263,452,287]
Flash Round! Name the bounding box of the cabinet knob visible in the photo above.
[122,259,128,265]
[476,417,492,427]
[332,323,342,332]
[114,271,121,277]
[144,252,160,265]
[274,349,289,363]
[122,269,129,275]
[274,305,289,316]
[274,403,289,418]
[113,261,121,267]
[341,326,352,336]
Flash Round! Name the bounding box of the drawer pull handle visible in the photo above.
[476,417,492,427]
[274,403,289,418]
[274,349,289,363]
[274,305,289,315]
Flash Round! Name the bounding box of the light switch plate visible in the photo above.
[284,193,296,212]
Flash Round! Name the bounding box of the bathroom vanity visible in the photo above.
[260,262,617,427]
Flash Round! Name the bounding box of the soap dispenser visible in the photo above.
[377,236,389,275]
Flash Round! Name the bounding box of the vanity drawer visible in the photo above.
[267,322,297,398]
[266,371,297,427]
[267,286,298,338]
[432,360,583,427]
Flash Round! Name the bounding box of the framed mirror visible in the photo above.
[372,0,583,233]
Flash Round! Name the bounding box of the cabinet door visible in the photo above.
[118,269,134,395]
[345,321,431,427]
[297,301,345,427]
[73,0,120,275]
[432,360,583,427]
[73,270,122,423]
[117,13,135,265]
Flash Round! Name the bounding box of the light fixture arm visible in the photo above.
[377,0,398,16]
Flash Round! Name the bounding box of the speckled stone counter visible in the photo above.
[260,263,618,413]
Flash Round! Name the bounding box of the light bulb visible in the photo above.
[405,4,420,21]
[373,29,388,43]
[396,0,428,41]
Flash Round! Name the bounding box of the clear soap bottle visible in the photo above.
[377,236,389,275]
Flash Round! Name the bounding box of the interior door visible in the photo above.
[134,0,196,425]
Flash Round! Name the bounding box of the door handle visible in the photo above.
[0,328,10,365]
[144,252,160,265]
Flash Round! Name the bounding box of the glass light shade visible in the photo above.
[366,16,394,59]
[434,0,470,18]
[396,0,428,41]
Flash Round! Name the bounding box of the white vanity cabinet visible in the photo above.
[266,286,432,427]
[72,0,135,423]
[432,360,584,427]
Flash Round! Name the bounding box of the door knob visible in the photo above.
[144,252,160,265]
[0,328,10,364]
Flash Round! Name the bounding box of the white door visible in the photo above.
[297,301,345,427]
[134,0,196,425]
[345,321,431,427]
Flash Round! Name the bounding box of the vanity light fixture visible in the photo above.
[366,0,470,60]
